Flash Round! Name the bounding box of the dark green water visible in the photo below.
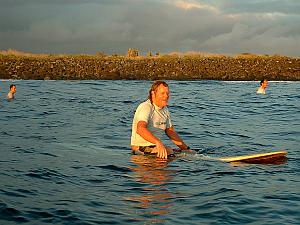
[0,80,299,224]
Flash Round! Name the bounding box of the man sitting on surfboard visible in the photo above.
[131,80,191,159]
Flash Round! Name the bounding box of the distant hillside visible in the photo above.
[0,49,299,80]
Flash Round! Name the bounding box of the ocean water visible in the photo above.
[0,80,299,225]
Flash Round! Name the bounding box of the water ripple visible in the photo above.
[25,168,68,181]
[0,80,299,225]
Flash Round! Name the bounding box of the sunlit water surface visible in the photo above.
[0,80,299,224]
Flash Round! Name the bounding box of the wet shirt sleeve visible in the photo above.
[135,103,151,124]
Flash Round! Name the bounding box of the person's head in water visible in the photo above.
[260,79,268,88]
[10,84,16,92]
[148,80,169,108]
[7,84,17,99]
[257,79,268,94]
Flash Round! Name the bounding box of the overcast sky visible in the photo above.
[1,0,299,56]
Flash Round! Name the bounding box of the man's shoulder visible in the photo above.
[257,87,265,94]
[137,100,152,110]
[135,100,154,118]
[7,92,13,99]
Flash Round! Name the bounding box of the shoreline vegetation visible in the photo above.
[0,48,299,80]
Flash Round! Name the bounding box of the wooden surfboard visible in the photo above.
[218,151,287,164]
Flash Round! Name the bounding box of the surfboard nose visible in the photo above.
[218,151,288,164]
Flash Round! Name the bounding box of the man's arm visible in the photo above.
[165,126,189,150]
[7,92,13,99]
[137,121,168,159]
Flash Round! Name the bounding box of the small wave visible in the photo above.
[94,164,132,173]
[102,145,129,151]
[123,100,134,104]
[169,105,187,110]
[0,202,28,223]
[228,132,251,139]
[264,193,300,201]
[39,152,58,157]
[15,189,37,195]
[0,131,14,136]
[24,209,83,224]
[26,210,54,219]
[199,187,239,198]
[210,171,241,176]
[1,190,26,198]
[86,179,107,184]
[25,168,68,181]
[85,200,105,207]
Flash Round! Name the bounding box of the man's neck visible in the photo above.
[152,102,163,110]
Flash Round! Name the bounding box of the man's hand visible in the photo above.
[155,141,168,159]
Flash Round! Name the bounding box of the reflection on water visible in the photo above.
[1,80,299,224]
[126,155,178,223]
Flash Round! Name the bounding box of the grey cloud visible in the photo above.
[0,0,124,7]
[0,0,299,56]
[220,0,300,15]
[201,23,300,56]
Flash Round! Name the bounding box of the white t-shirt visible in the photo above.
[131,99,172,146]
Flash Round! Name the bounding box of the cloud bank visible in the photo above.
[0,0,299,56]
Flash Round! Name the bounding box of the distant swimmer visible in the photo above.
[257,79,268,94]
[7,84,16,100]
[131,80,194,160]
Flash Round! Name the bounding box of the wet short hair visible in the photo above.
[148,80,169,104]
[10,84,16,90]
[260,79,267,85]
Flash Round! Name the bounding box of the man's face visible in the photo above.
[262,80,268,88]
[152,84,169,108]
[11,86,17,93]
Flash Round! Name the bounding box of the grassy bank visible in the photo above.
[0,50,299,80]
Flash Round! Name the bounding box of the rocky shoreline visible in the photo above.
[0,54,299,80]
